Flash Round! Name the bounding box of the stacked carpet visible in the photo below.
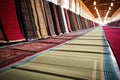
[0,0,25,42]
[76,14,83,30]
[0,27,119,80]
[49,2,62,35]
[56,5,66,33]
[0,0,98,43]
[29,0,42,38]
[84,18,89,28]
[80,16,86,29]
[35,0,49,38]
[15,0,39,41]
[64,9,72,32]
[72,13,80,31]
[68,10,76,31]
[41,0,56,36]
[107,19,120,27]
[61,7,69,33]
[103,26,120,69]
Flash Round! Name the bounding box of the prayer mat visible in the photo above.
[29,0,42,38]
[87,20,91,27]
[83,30,104,36]
[0,48,35,68]
[87,20,90,27]
[66,39,107,46]
[0,0,24,42]
[10,34,80,53]
[41,0,56,36]
[0,69,73,80]
[76,14,83,30]
[53,35,76,40]
[55,44,107,54]
[72,13,80,31]
[80,16,86,29]
[49,2,62,35]
[77,36,106,40]
[92,21,95,27]
[83,17,87,28]
[88,20,92,28]
[61,7,69,33]
[15,0,38,41]
[9,41,55,53]
[34,0,49,38]
[88,20,91,27]
[68,10,76,31]
[39,37,67,43]
[64,9,72,32]
[56,5,66,33]
[84,18,89,28]
[71,13,78,31]
[52,3,62,35]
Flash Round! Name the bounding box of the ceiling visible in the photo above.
[82,0,120,18]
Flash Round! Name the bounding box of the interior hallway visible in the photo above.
[0,0,120,80]
[0,27,119,80]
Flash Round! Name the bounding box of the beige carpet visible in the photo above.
[0,27,106,80]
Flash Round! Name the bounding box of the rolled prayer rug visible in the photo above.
[80,16,86,29]
[49,2,62,35]
[64,9,72,32]
[61,7,69,33]
[30,0,42,38]
[84,18,89,28]
[56,5,66,33]
[34,0,49,38]
[68,10,76,31]
[41,0,56,36]
[0,0,25,42]
[15,0,39,41]
[72,13,80,31]
[76,15,83,30]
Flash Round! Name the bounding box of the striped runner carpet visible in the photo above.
[103,26,120,69]
[0,28,91,68]
[0,27,119,80]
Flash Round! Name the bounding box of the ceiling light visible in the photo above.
[94,6,97,10]
[96,9,98,12]
[109,7,111,10]
[111,2,113,6]
[94,1,96,5]
[108,10,110,13]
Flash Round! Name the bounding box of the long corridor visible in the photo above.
[0,27,119,80]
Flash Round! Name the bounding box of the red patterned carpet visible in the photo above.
[103,26,120,68]
[0,48,34,68]
[0,30,90,68]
